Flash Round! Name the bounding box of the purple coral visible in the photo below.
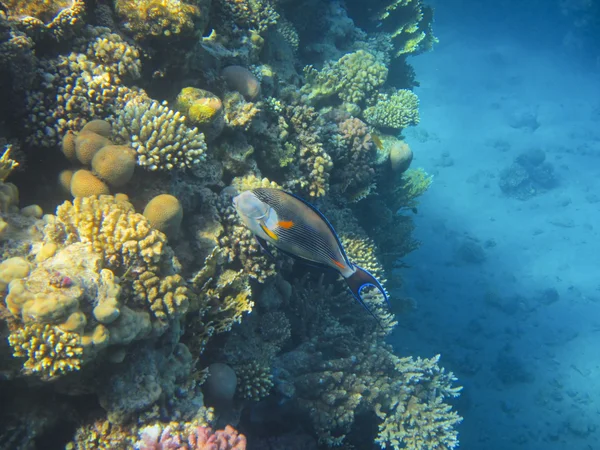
[136,423,247,450]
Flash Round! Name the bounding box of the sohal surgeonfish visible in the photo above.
[233,188,390,322]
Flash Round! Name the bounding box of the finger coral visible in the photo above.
[136,422,246,450]
[111,97,207,171]
[8,323,83,380]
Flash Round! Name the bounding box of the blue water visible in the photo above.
[391,1,600,448]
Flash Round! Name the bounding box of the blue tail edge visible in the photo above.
[345,264,391,327]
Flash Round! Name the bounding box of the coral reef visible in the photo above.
[0,1,459,448]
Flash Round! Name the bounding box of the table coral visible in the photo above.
[363,89,420,131]
[302,50,388,108]
[8,323,83,380]
[111,97,207,171]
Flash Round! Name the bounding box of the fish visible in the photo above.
[233,188,390,322]
[371,133,384,150]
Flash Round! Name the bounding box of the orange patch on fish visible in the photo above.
[260,223,278,240]
[332,259,346,270]
[277,220,294,229]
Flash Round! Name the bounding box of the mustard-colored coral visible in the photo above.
[0,146,19,182]
[8,323,84,379]
[44,195,190,320]
[175,87,225,140]
[363,89,420,131]
[114,0,209,41]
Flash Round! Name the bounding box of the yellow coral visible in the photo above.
[114,0,209,41]
[0,146,19,182]
[8,323,84,379]
[45,195,190,320]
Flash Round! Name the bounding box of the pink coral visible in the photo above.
[136,423,246,450]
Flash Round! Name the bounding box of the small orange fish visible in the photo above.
[233,188,390,322]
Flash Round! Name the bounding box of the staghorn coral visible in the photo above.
[24,26,142,148]
[8,323,83,380]
[235,360,273,401]
[302,50,388,108]
[363,89,420,131]
[114,0,210,41]
[111,97,207,171]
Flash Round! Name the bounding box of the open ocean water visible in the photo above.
[395,1,600,449]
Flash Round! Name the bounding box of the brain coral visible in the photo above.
[91,145,136,187]
[70,169,110,197]
[142,194,183,239]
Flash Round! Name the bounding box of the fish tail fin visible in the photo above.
[345,265,391,326]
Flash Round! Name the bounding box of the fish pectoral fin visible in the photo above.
[255,235,275,259]
[259,222,278,241]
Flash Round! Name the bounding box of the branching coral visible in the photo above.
[328,117,378,201]
[235,360,274,401]
[136,422,246,450]
[112,97,207,171]
[24,26,142,148]
[363,89,420,131]
[216,0,279,35]
[8,323,83,380]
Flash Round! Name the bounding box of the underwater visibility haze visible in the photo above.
[0,0,598,448]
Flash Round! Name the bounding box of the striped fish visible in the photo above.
[233,188,390,321]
